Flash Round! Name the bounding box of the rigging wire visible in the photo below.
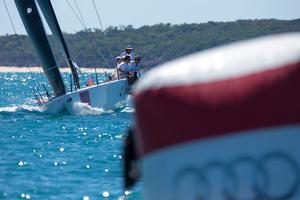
[65,0,85,28]
[36,5,81,86]
[3,0,42,77]
[91,0,115,66]
[3,0,43,85]
[91,0,104,30]
[3,0,46,99]
[65,0,112,68]
[74,0,88,29]
[3,0,35,78]
[73,0,112,68]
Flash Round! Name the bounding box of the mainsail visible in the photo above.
[36,0,81,89]
[15,0,66,97]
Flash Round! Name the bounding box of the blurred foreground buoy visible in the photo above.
[127,33,300,200]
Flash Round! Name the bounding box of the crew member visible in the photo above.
[109,56,122,80]
[120,45,135,61]
[118,55,134,79]
[115,56,123,67]
[87,77,94,86]
[130,56,142,80]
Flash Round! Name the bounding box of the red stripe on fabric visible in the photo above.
[134,61,300,156]
[79,91,91,105]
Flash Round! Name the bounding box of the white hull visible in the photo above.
[43,79,129,113]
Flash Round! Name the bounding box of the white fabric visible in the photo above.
[118,62,133,78]
[72,60,81,73]
[118,62,131,71]
[135,33,300,93]
[120,51,135,61]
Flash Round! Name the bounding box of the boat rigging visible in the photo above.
[13,0,131,112]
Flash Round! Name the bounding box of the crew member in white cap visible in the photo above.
[109,56,123,80]
[115,56,122,67]
[120,45,135,61]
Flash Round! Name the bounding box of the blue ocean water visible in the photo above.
[0,72,142,200]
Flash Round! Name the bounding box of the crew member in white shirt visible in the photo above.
[120,45,135,61]
[118,55,135,79]
[110,56,123,80]
[116,56,122,65]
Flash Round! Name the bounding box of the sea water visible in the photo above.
[0,72,142,200]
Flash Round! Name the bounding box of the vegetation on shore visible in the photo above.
[0,19,299,68]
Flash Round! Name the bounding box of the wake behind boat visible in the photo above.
[14,0,135,113]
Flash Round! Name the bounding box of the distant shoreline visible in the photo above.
[0,66,114,73]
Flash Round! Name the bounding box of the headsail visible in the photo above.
[14,0,66,97]
[36,0,81,89]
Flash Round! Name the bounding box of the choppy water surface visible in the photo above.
[0,72,141,199]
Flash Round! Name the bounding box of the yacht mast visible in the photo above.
[15,0,66,96]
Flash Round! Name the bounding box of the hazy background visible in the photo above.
[0,0,300,35]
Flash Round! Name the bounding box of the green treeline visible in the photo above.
[0,19,300,68]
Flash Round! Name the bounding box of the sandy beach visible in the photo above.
[0,66,114,73]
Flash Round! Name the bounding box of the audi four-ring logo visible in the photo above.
[172,152,300,200]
